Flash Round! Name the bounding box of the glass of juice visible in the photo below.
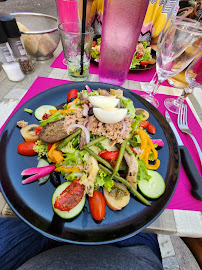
[59,22,94,81]
[56,0,79,24]
[98,0,149,86]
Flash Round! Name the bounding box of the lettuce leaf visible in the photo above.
[95,169,114,191]
[120,97,136,118]
[137,159,151,182]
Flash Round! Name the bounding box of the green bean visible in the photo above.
[85,136,106,148]
[111,139,127,179]
[125,144,133,156]
[83,146,114,171]
[57,129,81,151]
[99,164,150,206]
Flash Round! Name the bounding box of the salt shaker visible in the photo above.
[1,15,34,74]
[0,21,25,81]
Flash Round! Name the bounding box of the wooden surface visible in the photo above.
[0,44,202,238]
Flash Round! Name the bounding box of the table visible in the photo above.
[0,44,202,238]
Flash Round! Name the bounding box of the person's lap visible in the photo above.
[0,218,161,270]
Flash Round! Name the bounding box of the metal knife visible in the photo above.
[165,111,202,201]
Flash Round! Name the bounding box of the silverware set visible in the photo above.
[165,106,202,201]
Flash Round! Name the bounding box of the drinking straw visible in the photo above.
[80,0,87,75]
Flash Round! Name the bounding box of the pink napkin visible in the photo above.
[1,76,202,211]
[50,52,171,86]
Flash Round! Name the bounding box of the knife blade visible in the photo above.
[165,110,202,201]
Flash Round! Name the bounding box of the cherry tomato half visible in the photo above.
[67,89,78,102]
[140,61,149,66]
[139,121,149,128]
[92,41,97,47]
[88,190,106,221]
[147,124,156,134]
[17,142,37,156]
[98,150,119,160]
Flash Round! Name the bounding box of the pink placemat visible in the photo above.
[1,76,202,212]
[50,51,171,86]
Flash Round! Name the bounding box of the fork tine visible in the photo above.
[177,104,182,126]
[184,104,188,126]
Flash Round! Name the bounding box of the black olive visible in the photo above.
[70,97,75,102]
[50,171,61,188]
[88,108,94,116]
[56,102,66,110]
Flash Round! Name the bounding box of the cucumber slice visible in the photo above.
[37,158,50,185]
[138,170,165,199]
[52,182,86,219]
[34,105,57,120]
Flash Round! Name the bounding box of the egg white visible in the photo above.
[88,96,119,108]
[93,108,128,124]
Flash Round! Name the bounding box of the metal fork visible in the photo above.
[177,104,202,167]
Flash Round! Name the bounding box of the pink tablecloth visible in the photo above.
[50,51,171,86]
[1,76,202,211]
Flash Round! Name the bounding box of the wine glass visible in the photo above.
[141,18,202,108]
[164,53,202,113]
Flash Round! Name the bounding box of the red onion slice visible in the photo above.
[83,103,89,116]
[125,114,131,118]
[98,122,103,127]
[66,124,90,144]
[121,120,127,135]
[85,85,92,92]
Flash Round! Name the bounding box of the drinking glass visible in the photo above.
[164,53,202,113]
[56,0,79,24]
[98,0,149,86]
[141,18,202,108]
[59,22,94,81]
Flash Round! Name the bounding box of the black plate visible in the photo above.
[0,82,180,244]
[91,35,156,71]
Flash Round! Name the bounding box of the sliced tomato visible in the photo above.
[42,113,51,120]
[98,150,119,160]
[139,121,149,128]
[88,190,106,221]
[147,124,156,134]
[92,41,97,47]
[129,145,135,154]
[17,142,37,156]
[35,126,42,135]
[54,180,84,211]
[67,89,78,102]
[136,53,143,59]
[140,61,149,66]
[47,144,53,151]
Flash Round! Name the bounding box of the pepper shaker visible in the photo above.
[0,21,25,82]
[1,15,34,74]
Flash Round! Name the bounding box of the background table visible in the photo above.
[0,44,202,238]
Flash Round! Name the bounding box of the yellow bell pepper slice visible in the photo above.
[147,159,160,170]
[55,165,84,174]
[48,143,64,163]
[138,129,148,149]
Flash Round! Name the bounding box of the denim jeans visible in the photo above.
[0,218,161,270]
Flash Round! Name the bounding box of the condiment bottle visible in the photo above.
[0,15,34,74]
[0,21,25,82]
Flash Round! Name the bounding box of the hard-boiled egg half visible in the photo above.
[93,107,128,124]
[88,96,120,108]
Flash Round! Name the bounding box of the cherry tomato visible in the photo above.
[67,89,78,102]
[98,150,119,160]
[147,124,156,134]
[17,142,37,156]
[35,126,42,135]
[92,41,97,47]
[88,190,106,221]
[139,121,149,128]
[140,61,149,66]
